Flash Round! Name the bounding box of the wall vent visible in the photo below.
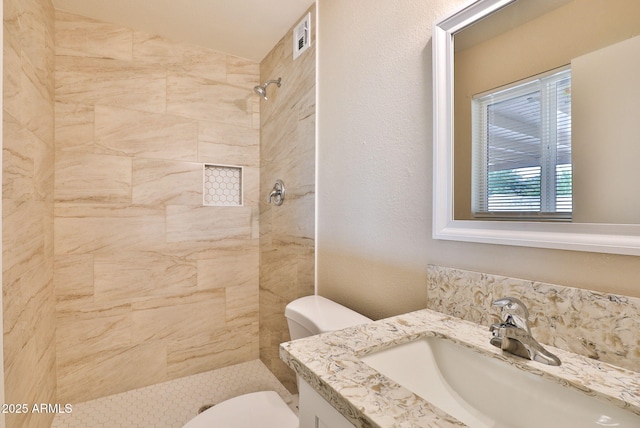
[293,12,311,60]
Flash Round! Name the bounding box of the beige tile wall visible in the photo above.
[259,5,316,392]
[3,1,57,427]
[54,11,261,403]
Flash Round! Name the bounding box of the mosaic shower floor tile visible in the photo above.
[52,360,296,428]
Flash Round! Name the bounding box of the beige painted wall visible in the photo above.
[54,11,261,403]
[259,5,316,393]
[453,0,640,220]
[317,0,640,322]
[572,36,640,223]
[3,1,57,427]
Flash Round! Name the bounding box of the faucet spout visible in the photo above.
[490,297,561,366]
[490,323,561,366]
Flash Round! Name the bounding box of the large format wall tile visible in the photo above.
[199,120,259,148]
[133,32,228,82]
[3,199,45,278]
[242,167,261,206]
[53,255,94,300]
[166,325,257,379]
[55,56,167,114]
[227,56,261,88]
[54,102,94,152]
[3,1,57,427]
[131,290,226,343]
[54,152,132,203]
[4,53,55,143]
[56,341,167,403]
[56,300,133,366]
[54,12,261,403]
[167,73,254,125]
[199,121,259,166]
[55,204,166,255]
[94,106,198,161]
[3,113,38,201]
[93,252,198,302]
[259,5,316,393]
[166,205,253,242]
[6,0,55,101]
[132,159,203,206]
[197,248,258,290]
[55,11,133,60]
[132,159,202,205]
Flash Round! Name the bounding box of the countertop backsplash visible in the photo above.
[426,265,640,373]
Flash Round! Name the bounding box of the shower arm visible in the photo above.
[264,79,282,87]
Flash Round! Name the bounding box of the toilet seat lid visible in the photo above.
[182,391,297,428]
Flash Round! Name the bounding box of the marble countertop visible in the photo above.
[280,308,640,427]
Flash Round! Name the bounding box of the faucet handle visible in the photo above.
[492,297,531,334]
[267,179,285,206]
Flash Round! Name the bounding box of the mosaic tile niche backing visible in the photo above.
[203,164,243,206]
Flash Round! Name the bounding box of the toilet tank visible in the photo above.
[285,295,372,340]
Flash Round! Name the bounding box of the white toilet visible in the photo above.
[182,295,372,428]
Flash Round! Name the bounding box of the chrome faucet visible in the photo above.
[489,297,561,366]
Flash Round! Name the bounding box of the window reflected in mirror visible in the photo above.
[452,0,640,224]
[471,67,572,220]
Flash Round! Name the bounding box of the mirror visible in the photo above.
[432,0,640,255]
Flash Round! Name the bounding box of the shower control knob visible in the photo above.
[267,179,285,206]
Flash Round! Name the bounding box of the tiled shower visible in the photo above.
[2,1,316,427]
[54,10,262,405]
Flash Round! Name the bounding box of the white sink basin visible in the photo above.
[361,336,639,427]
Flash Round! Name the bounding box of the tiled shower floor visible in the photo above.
[51,360,296,428]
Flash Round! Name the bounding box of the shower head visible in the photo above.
[254,78,282,100]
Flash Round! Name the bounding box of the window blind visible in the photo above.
[472,67,572,219]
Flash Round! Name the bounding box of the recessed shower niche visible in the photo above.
[203,164,243,206]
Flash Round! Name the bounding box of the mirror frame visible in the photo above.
[432,0,640,256]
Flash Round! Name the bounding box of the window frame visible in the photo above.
[432,0,640,257]
[471,67,572,221]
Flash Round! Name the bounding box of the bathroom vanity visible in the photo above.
[297,379,355,428]
[281,306,640,427]
[280,265,640,428]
